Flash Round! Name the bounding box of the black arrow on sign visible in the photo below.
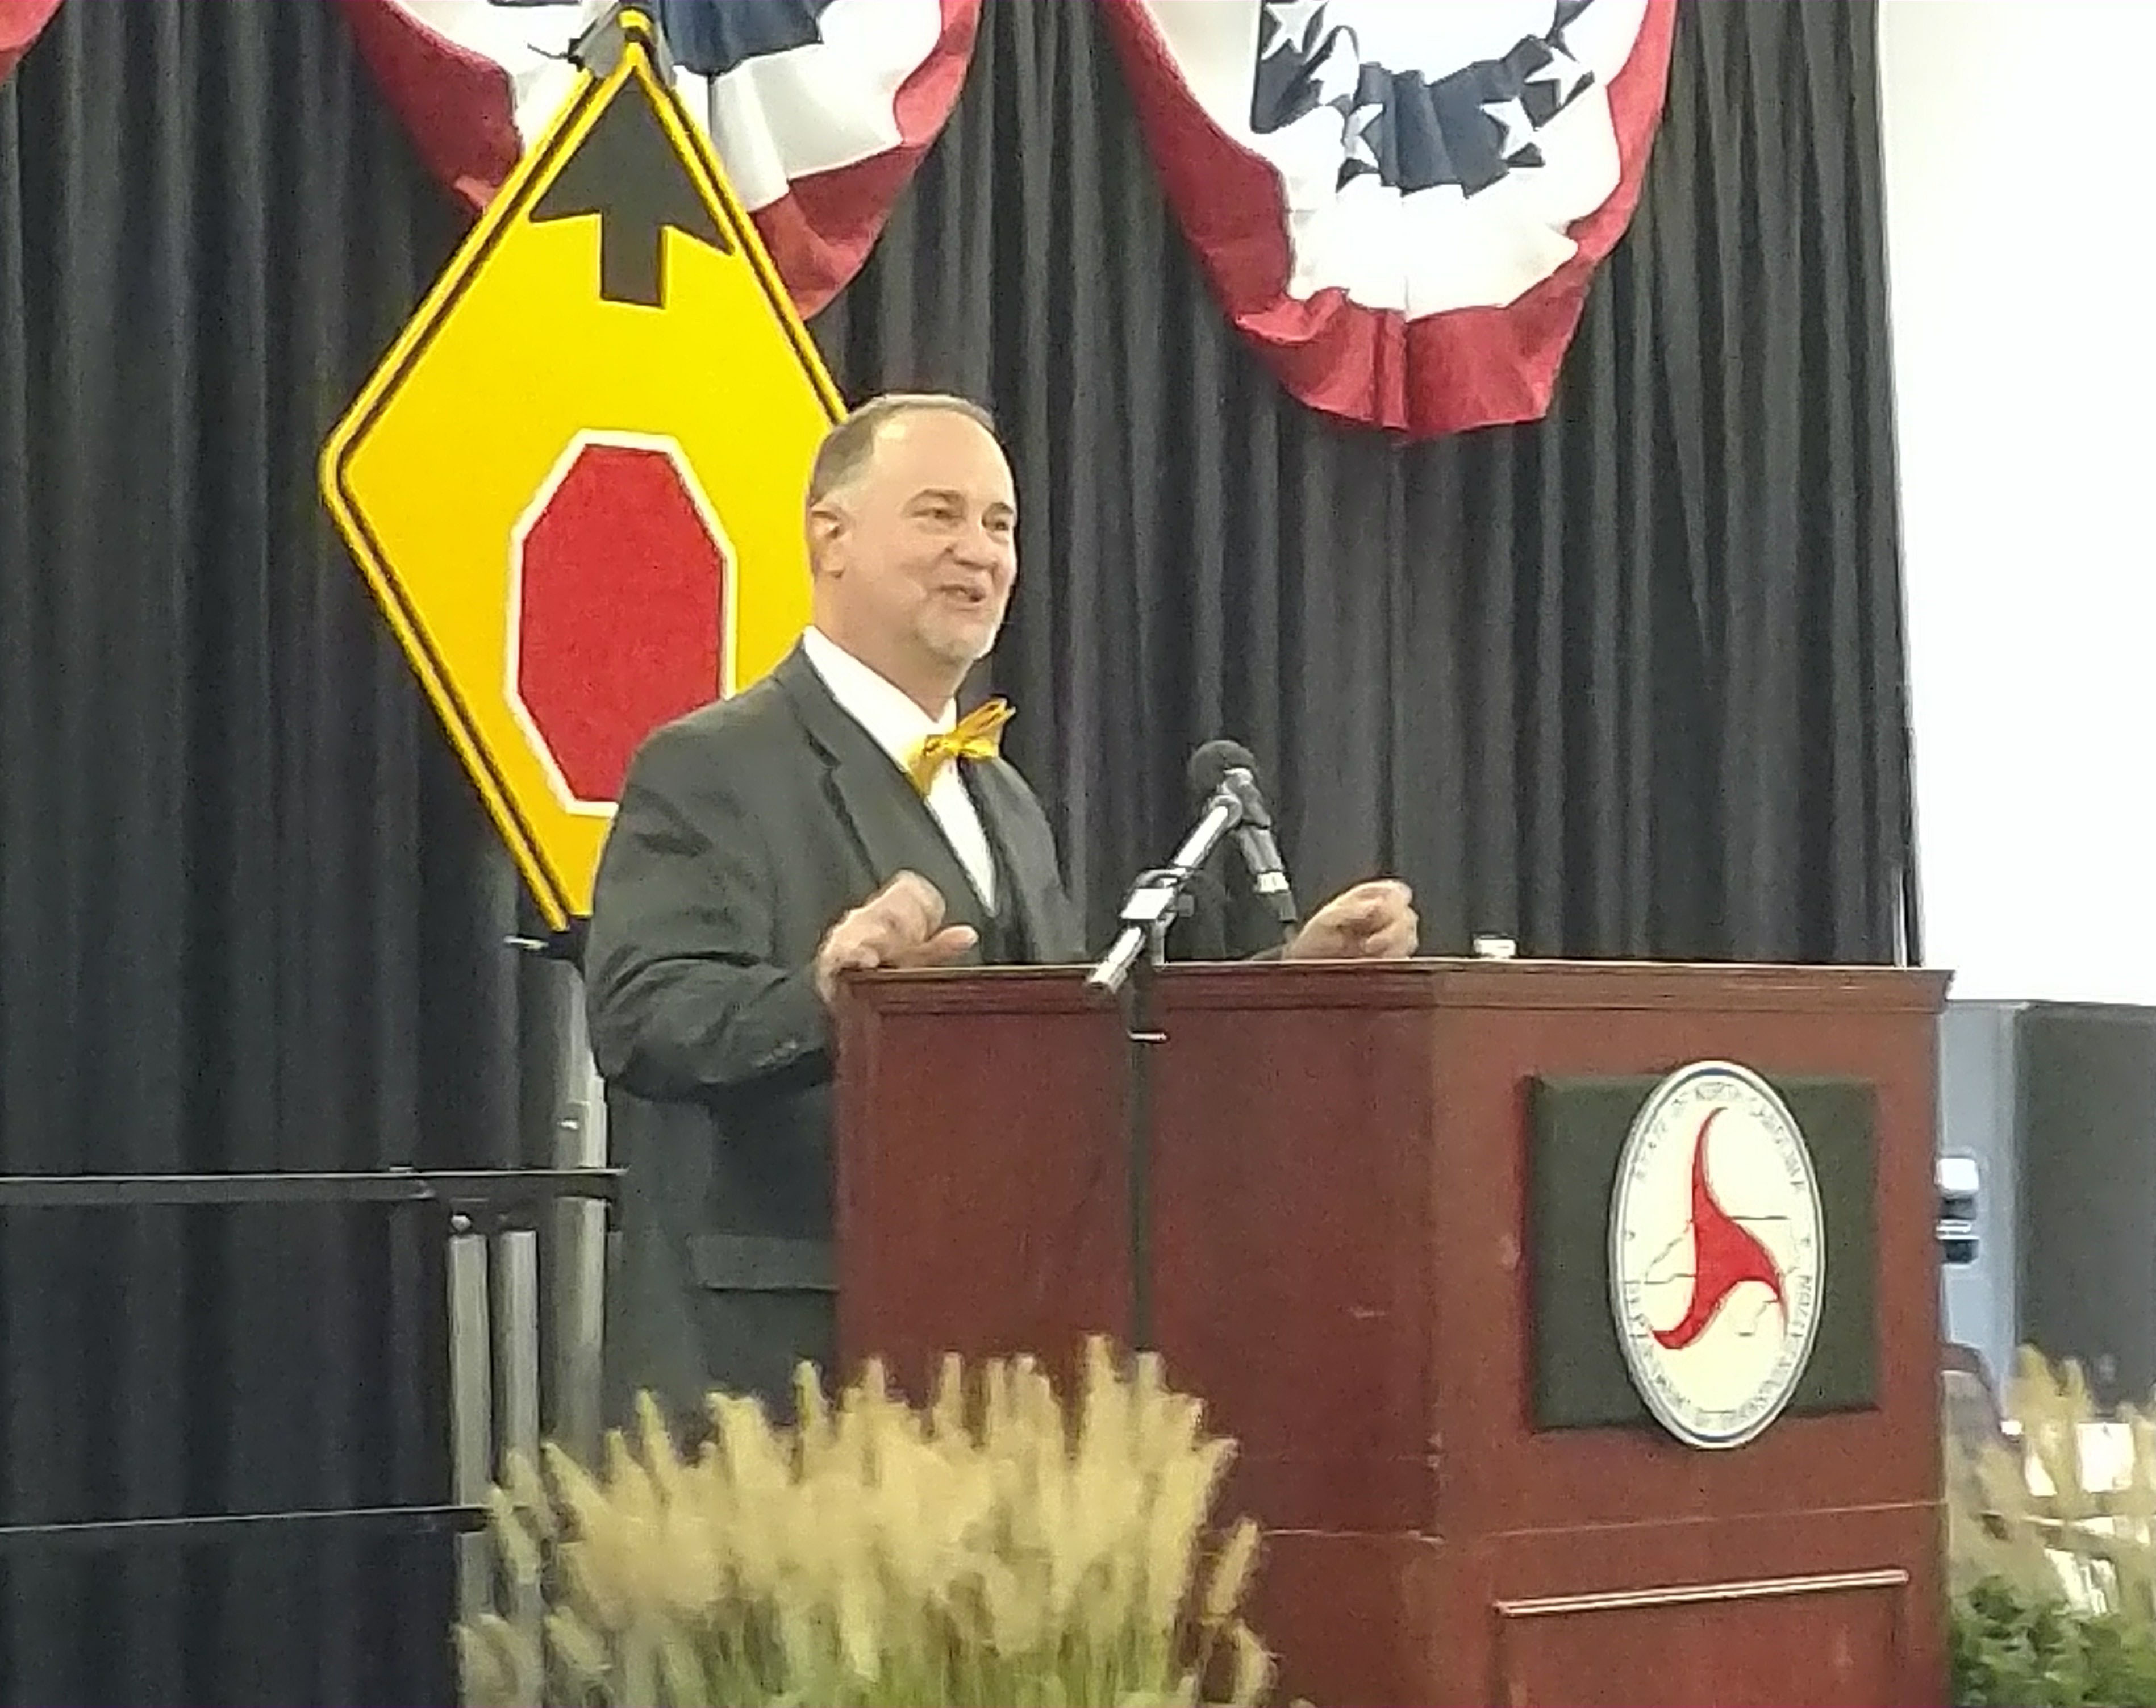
[529,79,731,308]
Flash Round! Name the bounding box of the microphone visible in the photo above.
[1186,739,1299,934]
[1086,753,1249,996]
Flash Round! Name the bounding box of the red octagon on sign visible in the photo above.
[510,434,731,807]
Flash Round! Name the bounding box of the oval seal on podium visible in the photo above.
[1608,1060,1825,1449]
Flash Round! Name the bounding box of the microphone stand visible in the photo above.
[1086,787,1246,1353]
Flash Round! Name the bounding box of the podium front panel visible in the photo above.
[834,960,1948,1706]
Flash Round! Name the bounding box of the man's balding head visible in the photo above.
[807,393,999,507]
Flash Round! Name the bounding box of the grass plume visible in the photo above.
[460,1337,1274,1708]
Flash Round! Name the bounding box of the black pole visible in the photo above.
[1898,709,1924,966]
[1089,790,1249,1355]
[1120,933,1168,1352]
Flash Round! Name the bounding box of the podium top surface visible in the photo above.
[843,957,1951,1017]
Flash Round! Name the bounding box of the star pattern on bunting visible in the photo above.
[1249,0,1603,194]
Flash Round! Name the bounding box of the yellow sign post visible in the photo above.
[322,7,843,932]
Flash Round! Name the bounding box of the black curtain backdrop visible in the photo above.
[819,0,1909,964]
[0,3,562,1702]
[0,0,1908,1702]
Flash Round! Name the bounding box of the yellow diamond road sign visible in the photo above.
[321,9,843,932]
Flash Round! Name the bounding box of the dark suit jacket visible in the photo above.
[582,644,1087,1426]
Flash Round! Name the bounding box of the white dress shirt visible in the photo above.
[799,627,998,908]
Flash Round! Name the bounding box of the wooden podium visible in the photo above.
[833,960,1949,1707]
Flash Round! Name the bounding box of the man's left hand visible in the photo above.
[1282,878,1419,961]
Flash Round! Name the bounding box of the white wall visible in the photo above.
[1879,1,2156,1003]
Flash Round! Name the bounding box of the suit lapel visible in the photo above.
[771,645,990,943]
[968,757,1077,961]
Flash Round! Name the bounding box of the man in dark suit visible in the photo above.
[583,393,1417,1426]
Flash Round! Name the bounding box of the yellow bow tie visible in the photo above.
[905,698,1013,794]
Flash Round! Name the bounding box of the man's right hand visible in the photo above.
[812,872,978,1006]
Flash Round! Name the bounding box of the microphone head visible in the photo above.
[1187,738,1261,798]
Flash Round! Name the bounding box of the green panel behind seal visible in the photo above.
[1528,1074,1877,1431]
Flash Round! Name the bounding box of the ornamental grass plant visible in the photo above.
[458,1336,1274,1708]
[1948,1347,2156,1705]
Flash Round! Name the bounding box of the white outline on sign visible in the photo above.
[504,428,739,817]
